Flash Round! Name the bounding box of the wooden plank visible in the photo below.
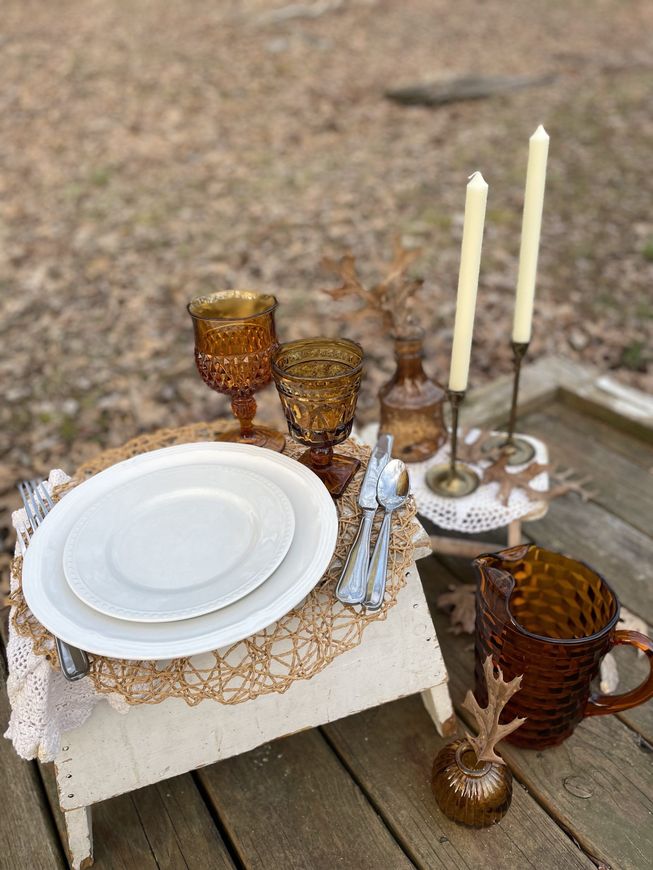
[323,698,593,870]
[421,558,653,870]
[525,495,653,626]
[540,402,653,469]
[197,729,413,870]
[129,777,235,869]
[560,384,653,443]
[521,407,653,537]
[0,658,65,870]
[40,763,234,869]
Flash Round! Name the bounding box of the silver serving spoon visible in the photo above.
[363,459,410,611]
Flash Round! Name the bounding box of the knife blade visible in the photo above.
[335,432,394,605]
[357,433,394,509]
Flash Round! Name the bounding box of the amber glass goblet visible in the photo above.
[188,290,285,451]
[272,338,363,497]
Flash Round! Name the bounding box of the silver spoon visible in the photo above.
[363,459,410,611]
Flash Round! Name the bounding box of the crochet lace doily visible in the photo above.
[357,424,549,534]
[6,420,418,761]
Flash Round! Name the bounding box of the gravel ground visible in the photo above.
[1,0,652,575]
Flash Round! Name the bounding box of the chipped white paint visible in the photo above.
[62,807,92,870]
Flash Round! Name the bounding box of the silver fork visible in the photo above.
[18,479,90,682]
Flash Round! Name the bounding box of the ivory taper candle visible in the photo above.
[449,171,488,392]
[512,125,549,343]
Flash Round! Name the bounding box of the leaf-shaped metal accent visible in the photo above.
[462,656,526,765]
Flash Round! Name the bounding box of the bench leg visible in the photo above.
[421,683,457,737]
[64,806,93,869]
[507,519,522,547]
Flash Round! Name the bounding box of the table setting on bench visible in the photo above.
[6,287,453,869]
[6,124,653,870]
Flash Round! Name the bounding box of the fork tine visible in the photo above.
[18,481,39,533]
[32,482,51,518]
[15,480,89,680]
[25,480,45,527]
[37,481,55,511]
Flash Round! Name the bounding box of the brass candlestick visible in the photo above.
[483,341,536,466]
[426,390,480,497]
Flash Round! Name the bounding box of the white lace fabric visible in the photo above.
[356,424,549,533]
[5,471,127,762]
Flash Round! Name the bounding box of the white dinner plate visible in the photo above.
[62,464,294,622]
[22,443,338,659]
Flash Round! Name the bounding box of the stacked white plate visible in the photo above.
[22,443,339,660]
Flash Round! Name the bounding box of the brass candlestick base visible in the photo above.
[426,389,480,498]
[482,341,535,467]
[483,434,536,466]
[426,462,480,497]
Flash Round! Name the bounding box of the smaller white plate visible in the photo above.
[62,464,295,622]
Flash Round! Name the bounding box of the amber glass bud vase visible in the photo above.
[379,329,447,462]
[432,738,513,827]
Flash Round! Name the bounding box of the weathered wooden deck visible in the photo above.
[2,360,652,870]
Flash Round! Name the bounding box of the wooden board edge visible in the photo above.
[464,355,653,442]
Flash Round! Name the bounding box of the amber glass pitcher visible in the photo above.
[474,544,653,749]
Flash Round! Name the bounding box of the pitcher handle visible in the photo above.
[585,630,653,717]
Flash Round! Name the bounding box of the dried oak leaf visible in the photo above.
[320,238,424,337]
[436,584,476,634]
[462,656,526,765]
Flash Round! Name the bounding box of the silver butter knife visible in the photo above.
[335,433,394,605]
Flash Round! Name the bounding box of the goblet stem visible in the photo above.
[299,444,360,498]
[231,394,257,440]
[308,445,334,468]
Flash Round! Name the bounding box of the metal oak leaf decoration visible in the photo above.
[482,455,550,506]
[455,430,499,465]
[452,429,597,507]
[320,239,424,337]
[462,656,526,765]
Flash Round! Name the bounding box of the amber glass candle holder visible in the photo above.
[188,290,285,451]
[272,338,363,497]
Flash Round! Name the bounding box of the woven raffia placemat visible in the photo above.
[11,419,418,707]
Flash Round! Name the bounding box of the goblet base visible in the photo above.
[216,426,286,452]
[298,450,361,498]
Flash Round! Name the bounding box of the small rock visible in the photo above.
[62,398,80,416]
[6,386,31,402]
[569,328,588,351]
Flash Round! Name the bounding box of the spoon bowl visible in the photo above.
[364,459,410,610]
[377,459,410,512]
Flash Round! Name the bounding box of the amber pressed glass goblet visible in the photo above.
[272,338,363,497]
[188,290,285,451]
